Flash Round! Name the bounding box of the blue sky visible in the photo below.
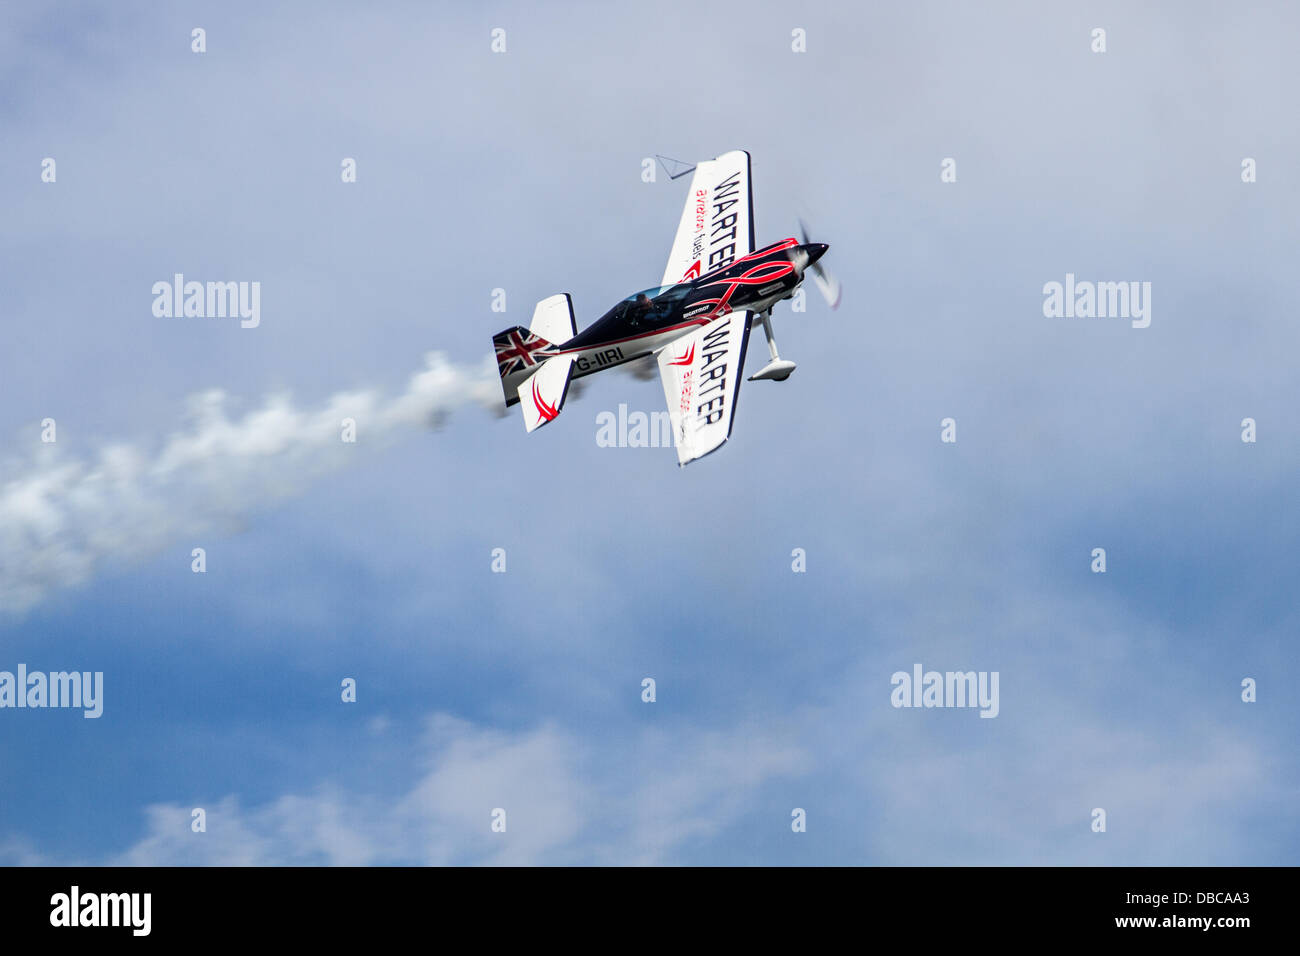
[1,0,1297,864]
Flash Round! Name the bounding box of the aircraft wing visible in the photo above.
[657,312,753,466]
[661,150,754,287]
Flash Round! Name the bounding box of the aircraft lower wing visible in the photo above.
[657,312,753,466]
[662,150,754,287]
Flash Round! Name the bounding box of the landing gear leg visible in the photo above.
[748,310,797,382]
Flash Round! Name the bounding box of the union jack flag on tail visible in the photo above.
[492,326,558,406]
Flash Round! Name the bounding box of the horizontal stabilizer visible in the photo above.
[517,355,576,433]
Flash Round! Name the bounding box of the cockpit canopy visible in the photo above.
[594,283,693,328]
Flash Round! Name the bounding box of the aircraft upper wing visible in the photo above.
[657,311,753,466]
[661,150,754,287]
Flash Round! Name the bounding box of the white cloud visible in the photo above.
[2,714,807,866]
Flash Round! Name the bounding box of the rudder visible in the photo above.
[492,326,556,407]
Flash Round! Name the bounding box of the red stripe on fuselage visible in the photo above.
[543,239,798,363]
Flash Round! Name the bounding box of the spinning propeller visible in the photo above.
[798,219,841,310]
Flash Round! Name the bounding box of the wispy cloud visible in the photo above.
[1,714,808,866]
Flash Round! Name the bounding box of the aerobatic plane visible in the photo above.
[491,149,839,465]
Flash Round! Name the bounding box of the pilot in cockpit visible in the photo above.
[629,293,654,324]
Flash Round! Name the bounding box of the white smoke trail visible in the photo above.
[0,352,502,615]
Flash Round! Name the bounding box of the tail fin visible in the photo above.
[517,355,576,432]
[491,295,576,408]
[493,326,556,407]
[529,294,577,345]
